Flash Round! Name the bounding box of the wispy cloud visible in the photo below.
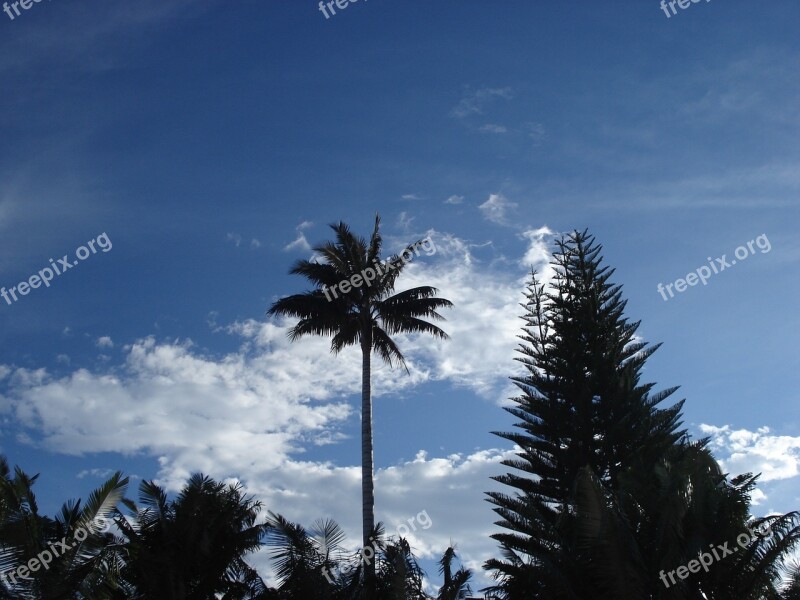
[450,87,513,119]
[396,211,414,231]
[226,232,243,248]
[444,195,464,205]
[283,221,313,252]
[479,193,518,226]
[77,467,116,479]
[526,122,546,145]
[479,124,508,134]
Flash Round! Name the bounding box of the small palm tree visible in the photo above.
[267,215,452,599]
[115,474,268,599]
[0,455,128,599]
[436,547,472,600]
[265,512,466,600]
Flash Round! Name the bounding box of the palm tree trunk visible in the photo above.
[361,329,376,600]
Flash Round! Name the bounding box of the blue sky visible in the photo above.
[1,0,798,591]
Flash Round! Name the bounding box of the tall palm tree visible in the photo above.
[267,215,452,599]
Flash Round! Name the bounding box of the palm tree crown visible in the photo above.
[268,215,452,368]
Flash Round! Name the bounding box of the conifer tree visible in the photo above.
[485,230,800,599]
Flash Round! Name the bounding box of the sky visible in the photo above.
[1,0,799,593]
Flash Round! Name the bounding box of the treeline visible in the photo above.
[2,224,799,599]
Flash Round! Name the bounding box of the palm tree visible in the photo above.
[115,474,268,600]
[265,512,467,600]
[435,547,472,600]
[263,511,344,599]
[267,215,452,599]
[0,455,128,599]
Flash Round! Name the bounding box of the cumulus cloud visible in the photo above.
[96,336,113,349]
[479,193,518,226]
[700,424,800,482]
[444,195,464,205]
[0,229,556,588]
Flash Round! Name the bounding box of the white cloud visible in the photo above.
[444,195,464,205]
[700,424,800,482]
[250,238,261,249]
[450,87,513,119]
[77,467,116,479]
[479,193,518,226]
[96,336,113,349]
[284,221,313,253]
[401,194,421,201]
[1,229,556,588]
[519,227,555,268]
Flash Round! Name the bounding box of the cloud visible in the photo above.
[396,211,414,230]
[450,87,513,119]
[519,227,555,269]
[699,424,800,482]
[96,336,113,349]
[479,124,508,134]
[478,193,518,226]
[0,229,556,588]
[241,447,519,589]
[284,221,313,253]
[226,232,243,248]
[526,122,546,145]
[401,194,421,201]
[250,239,261,249]
[77,467,116,479]
[444,195,464,205]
